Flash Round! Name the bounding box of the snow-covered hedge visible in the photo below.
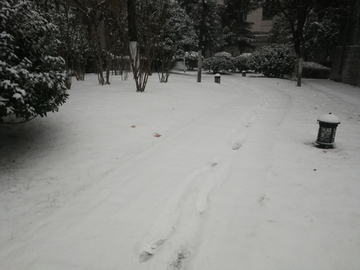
[248,45,297,78]
[213,52,232,59]
[232,54,251,72]
[184,51,199,71]
[0,0,68,124]
[203,52,235,73]
[302,62,331,79]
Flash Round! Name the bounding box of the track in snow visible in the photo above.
[134,82,286,269]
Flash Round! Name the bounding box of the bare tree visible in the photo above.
[127,0,170,92]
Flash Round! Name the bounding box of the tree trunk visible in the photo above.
[338,0,353,80]
[297,38,305,87]
[197,0,206,83]
[297,57,303,87]
[128,0,143,91]
[197,49,202,83]
[129,41,139,77]
[96,48,105,85]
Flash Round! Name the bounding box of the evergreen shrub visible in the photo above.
[232,54,251,72]
[184,51,199,71]
[248,44,297,78]
[203,52,235,73]
[0,0,68,123]
[302,62,331,79]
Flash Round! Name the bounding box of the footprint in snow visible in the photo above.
[138,239,166,262]
[168,247,191,270]
[195,161,230,214]
[241,110,257,127]
[230,131,247,150]
[136,163,214,262]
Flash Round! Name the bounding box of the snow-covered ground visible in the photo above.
[1,67,360,270]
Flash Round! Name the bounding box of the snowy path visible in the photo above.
[190,79,293,270]
[1,72,359,270]
[191,77,360,270]
[132,78,290,269]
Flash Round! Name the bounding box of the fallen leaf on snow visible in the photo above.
[154,133,161,137]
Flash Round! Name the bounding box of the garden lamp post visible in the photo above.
[316,113,340,148]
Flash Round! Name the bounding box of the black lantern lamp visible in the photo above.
[316,113,340,148]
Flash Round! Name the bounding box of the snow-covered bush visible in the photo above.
[248,45,297,78]
[302,62,331,79]
[0,0,68,124]
[203,52,235,73]
[155,3,197,82]
[232,54,251,72]
[213,52,232,59]
[184,51,200,71]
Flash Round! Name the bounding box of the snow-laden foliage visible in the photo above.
[0,0,68,124]
[270,11,341,62]
[127,0,176,91]
[52,2,91,81]
[232,54,251,72]
[161,3,197,59]
[302,62,331,79]
[203,52,235,74]
[184,51,200,71]
[220,0,258,52]
[178,0,223,53]
[214,52,232,59]
[155,2,197,82]
[248,44,297,78]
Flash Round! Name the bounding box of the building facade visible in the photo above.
[214,0,273,54]
[245,8,273,52]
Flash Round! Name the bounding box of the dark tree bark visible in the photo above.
[197,0,206,83]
